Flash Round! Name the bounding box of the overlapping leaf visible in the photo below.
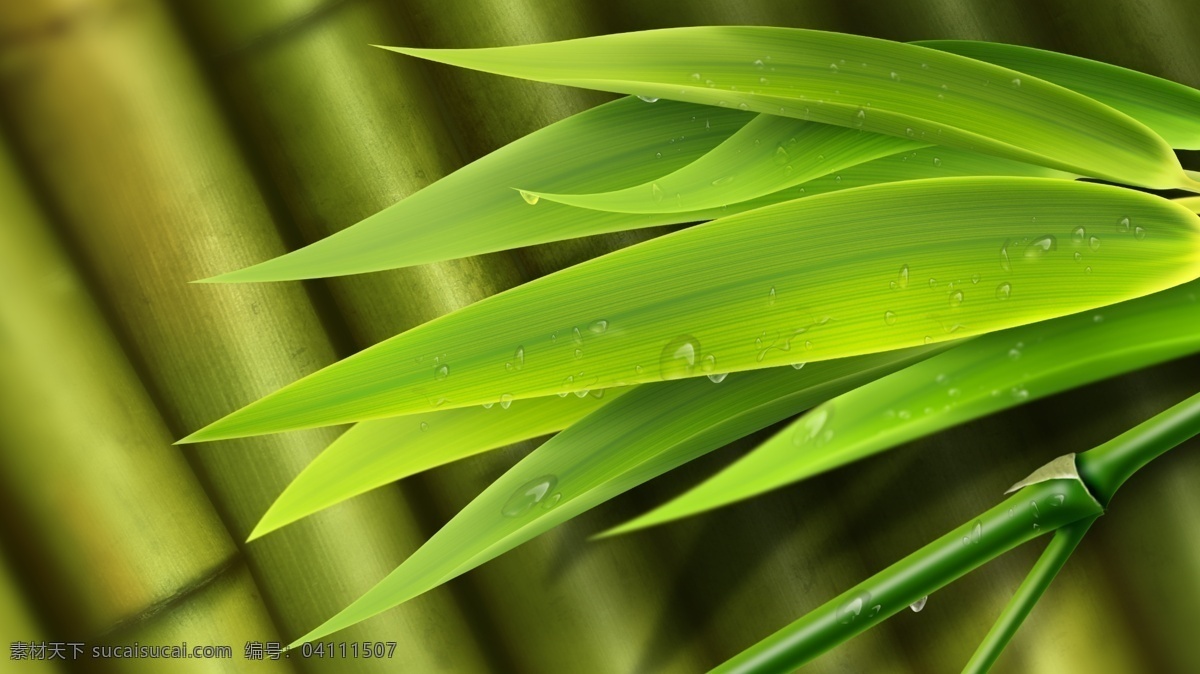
[382,27,1195,189]
[288,347,937,645]
[527,114,925,213]
[252,388,623,538]
[614,280,1200,533]
[182,178,1200,443]
[919,40,1200,149]
[202,98,752,282]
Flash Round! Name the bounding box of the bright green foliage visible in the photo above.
[182,178,1200,442]
[613,280,1200,533]
[919,40,1200,149]
[382,27,1196,189]
[288,346,936,645]
[251,389,623,539]
[528,114,924,213]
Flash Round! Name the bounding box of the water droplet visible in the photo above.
[1072,226,1086,243]
[1011,78,1021,87]
[1011,386,1029,400]
[574,349,583,359]
[1049,494,1065,507]
[638,95,660,103]
[792,406,832,446]
[1000,241,1012,272]
[590,389,605,399]
[1134,226,1146,240]
[1085,266,1093,274]
[948,387,961,397]
[759,77,769,85]
[791,362,807,370]
[1025,235,1057,257]
[949,290,964,308]
[573,389,590,398]
[970,520,982,543]
[890,71,900,81]
[655,152,662,159]
[884,310,897,325]
[837,592,871,624]
[923,336,934,345]
[737,102,749,111]
[1031,501,1040,519]
[1089,236,1101,251]
[910,596,928,612]
[768,285,777,305]
[928,278,937,288]
[712,175,735,186]
[652,182,664,202]
[906,127,915,137]
[659,335,701,380]
[588,320,608,334]
[519,190,539,205]
[506,346,525,372]
[501,475,559,517]
[1008,348,1021,360]
[897,264,910,289]
[995,282,1012,300]
[541,493,562,510]
[933,157,942,167]
[1074,252,1082,262]
[419,421,428,431]
[829,63,839,73]
[1093,314,1104,323]
[707,372,728,383]
[482,402,494,409]
[690,72,701,81]
[499,393,514,409]
[773,145,789,166]
[971,274,980,285]
[435,364,449,380]
[753,58,764,68]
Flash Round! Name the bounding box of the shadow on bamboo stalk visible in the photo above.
[0,133,289,671]
[0,1,490,671]
[0,549,65,674]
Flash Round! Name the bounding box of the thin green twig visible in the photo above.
[961,515,1097,674]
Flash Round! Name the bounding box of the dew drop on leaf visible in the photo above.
[910,596,928,612]
[659,335,701,380]
[519,190,539,205]
[501,475,559,517]
[995,282,1012,300]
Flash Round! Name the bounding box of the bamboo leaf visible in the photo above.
[918,40,1200,149]
[288,347,935,645]
[183,178,1200,442]
[381,27,1196,189]
[202,98,751,282]
[528,114,924,213]
[611,280,1200,533]
[252,388,624,539]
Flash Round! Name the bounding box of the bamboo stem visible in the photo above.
[961,516,1096,674]
[0,2,488,671]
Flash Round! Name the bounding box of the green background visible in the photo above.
[0,0,1196,672]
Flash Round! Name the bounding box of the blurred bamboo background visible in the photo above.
[0,0,1196,672]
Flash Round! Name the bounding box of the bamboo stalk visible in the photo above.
[0,1,490,671]
[167,0,704,670]
[0,131,292,671]
[0,549,65,674]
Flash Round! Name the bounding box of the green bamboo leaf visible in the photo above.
[202,98,751,282]
[182,178,1200,443]
[609,280,1200,534]
[252,388,624,539]
[288,347,935,645]
[918,40,1200,149]
[528,114,925,213]
[381,27,1197,190]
